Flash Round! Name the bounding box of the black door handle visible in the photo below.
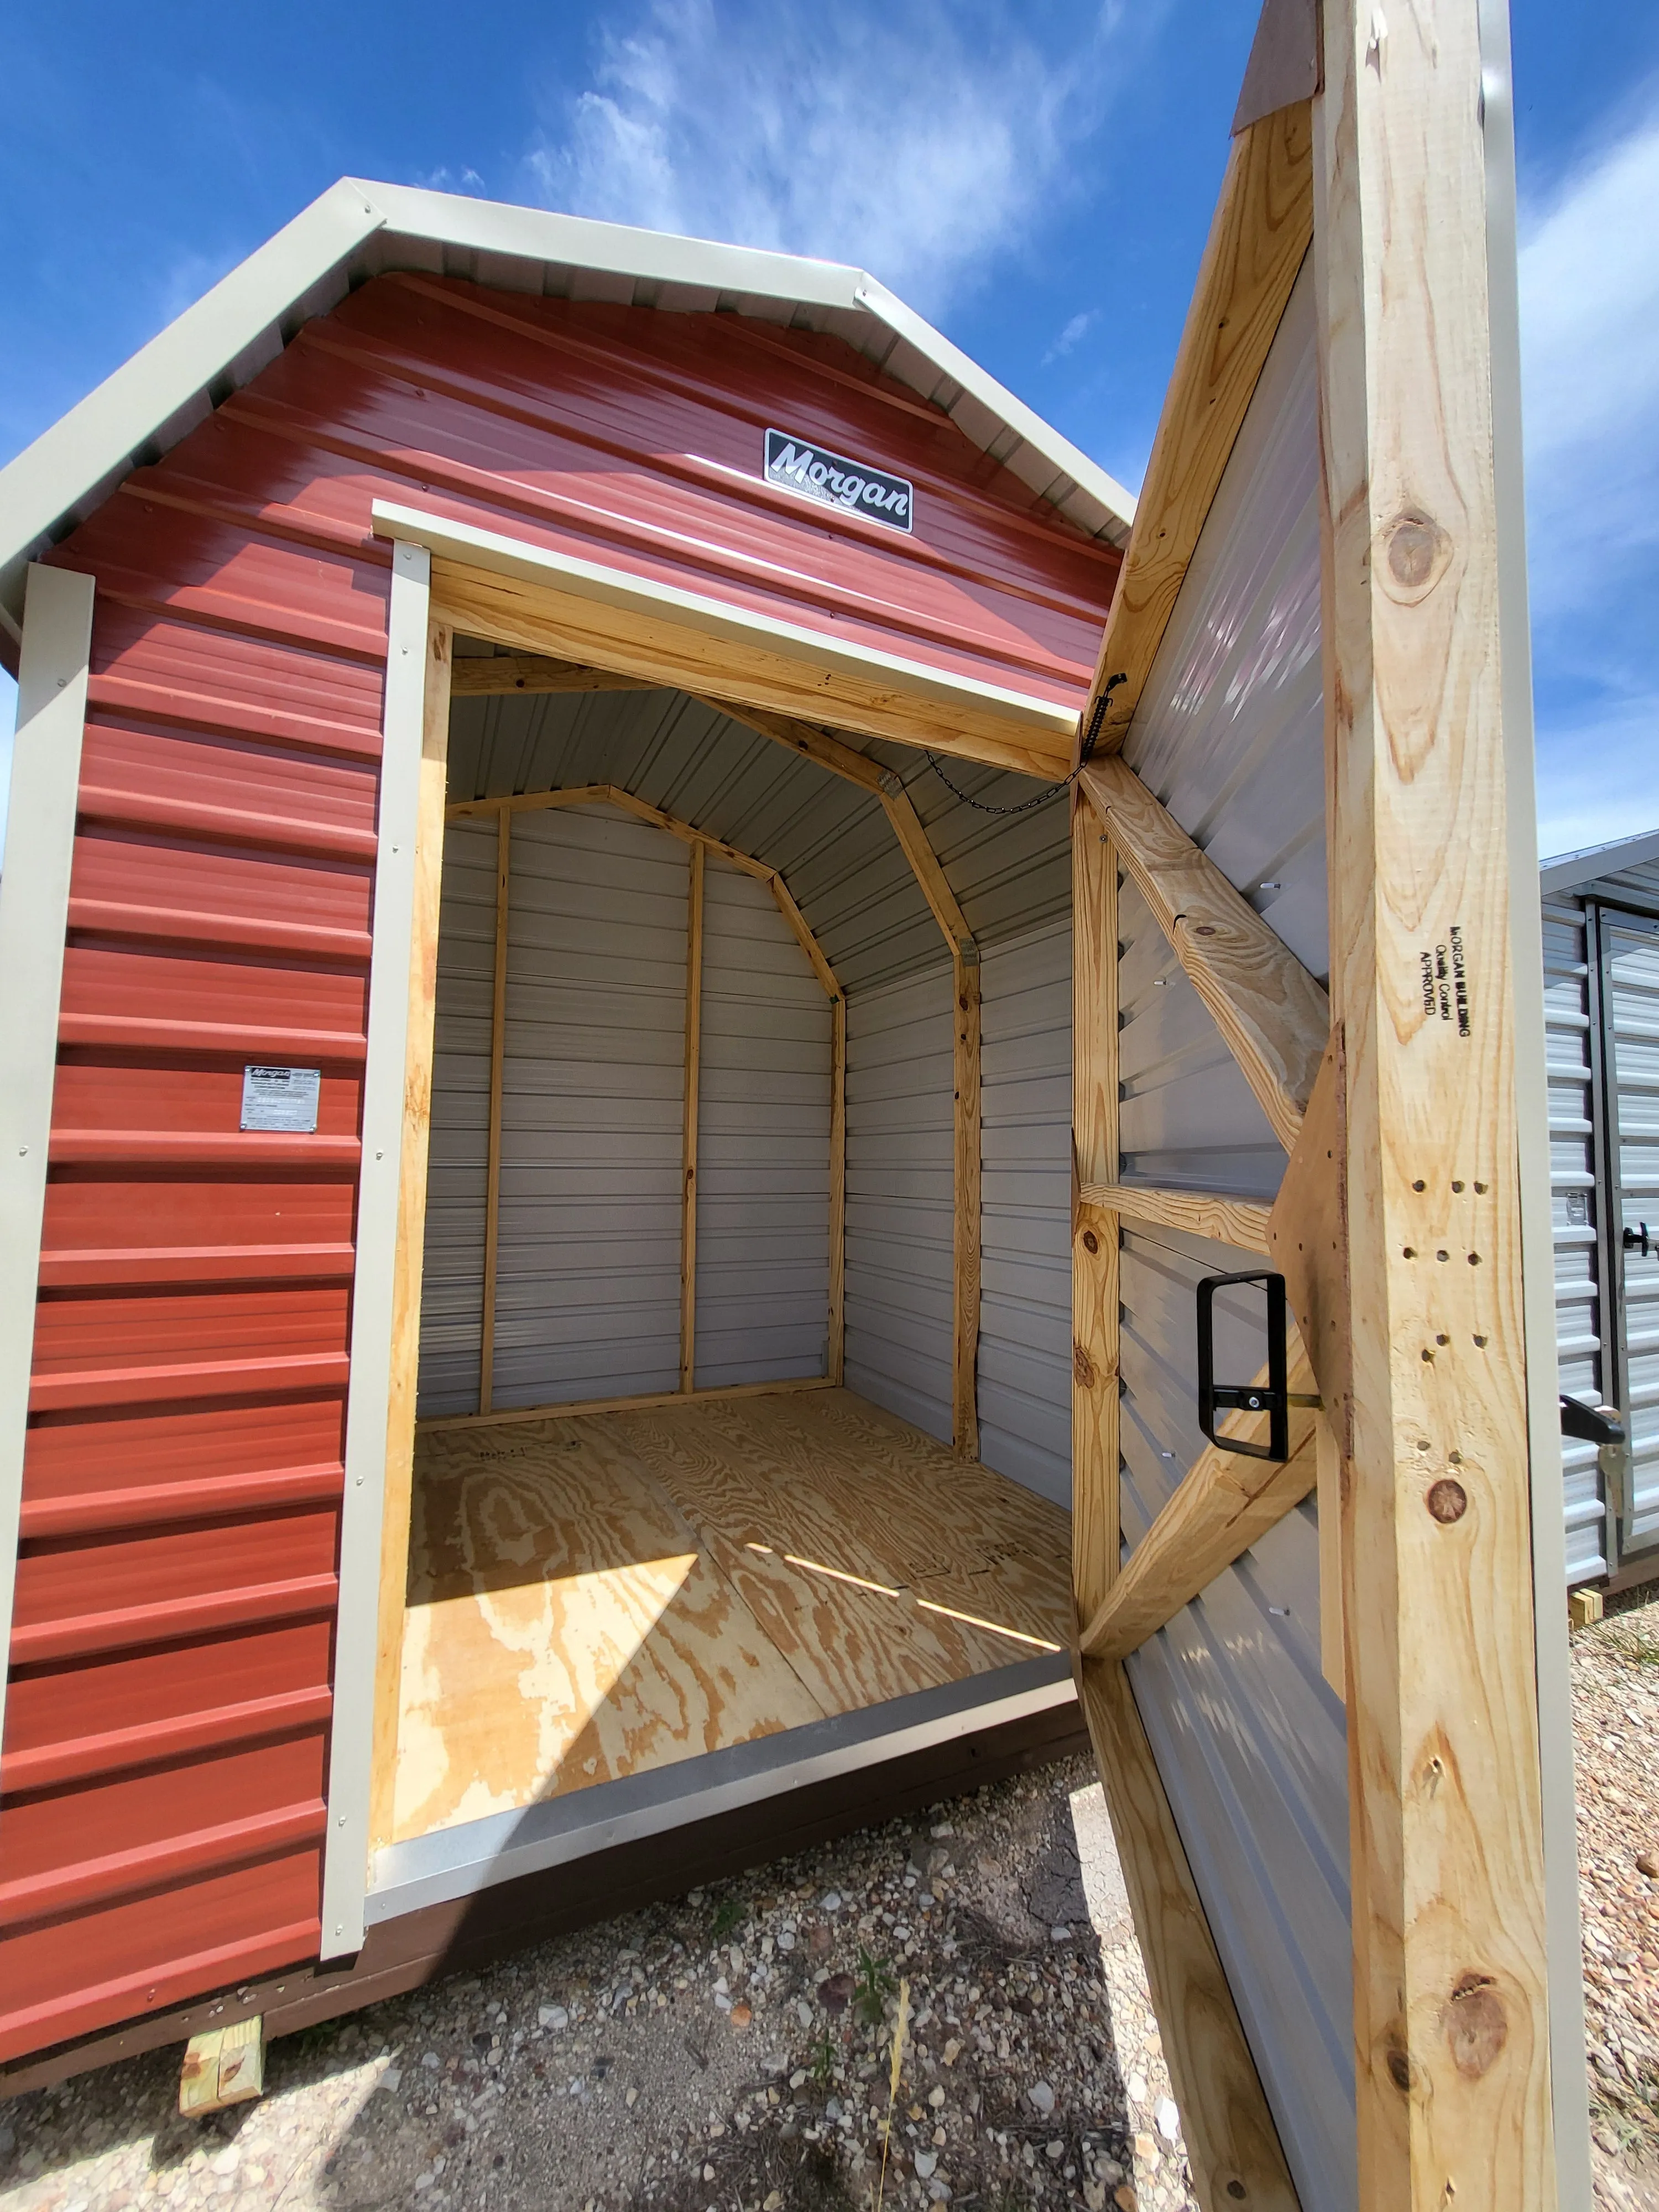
[1197,1271,1290,1463]
[1559,1396,1626,1448]
[1624,1222,1652,1258]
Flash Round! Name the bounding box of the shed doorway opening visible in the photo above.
[371,640,1077,1864]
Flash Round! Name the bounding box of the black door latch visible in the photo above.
[1197,1271,1290,1464]
[1624,1222,1652,1258]
[1559,1396,1626,1448]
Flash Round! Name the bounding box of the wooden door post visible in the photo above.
[1316,0,1557,2199]
[1071,795,1119,1624]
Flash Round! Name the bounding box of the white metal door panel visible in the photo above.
[1604,912,1659,1560]
[1542,896,1610,1580]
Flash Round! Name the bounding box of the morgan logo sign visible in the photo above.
[764,429,914,533]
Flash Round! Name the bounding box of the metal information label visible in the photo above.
[241,1064,322,1134]
[764,427,914,533]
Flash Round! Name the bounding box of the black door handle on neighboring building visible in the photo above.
[1559,1397,1626,1448]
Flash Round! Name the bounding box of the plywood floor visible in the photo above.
[393,1387,1073,1845]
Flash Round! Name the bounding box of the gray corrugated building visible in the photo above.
[1543,826,1659,1589]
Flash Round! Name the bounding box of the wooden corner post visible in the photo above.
[1071,796,1119,1626]
[1316,0,1557,2199]
[681,839,706,1394]
[952,947,980,1459]
[366,609,452,1867]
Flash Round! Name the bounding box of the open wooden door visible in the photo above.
[1066,2,1586,2208]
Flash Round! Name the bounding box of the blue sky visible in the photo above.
[2,0,1655,860]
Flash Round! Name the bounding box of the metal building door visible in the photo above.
[1600,907,1659,1566]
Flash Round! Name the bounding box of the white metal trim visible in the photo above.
[365,1655,1076,1923]
[0,182,384,631]
[1480,0,1594,2195]
[358,180,867,314]
[0,565,95,1770]
[319,541,433,1958]
[370,499,1077,739]
[852,278,1138,538]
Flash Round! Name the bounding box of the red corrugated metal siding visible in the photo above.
[1,274,1113,2065]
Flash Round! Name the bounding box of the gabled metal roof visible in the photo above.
[1540,825,1659,897]
[0,178,1138,653]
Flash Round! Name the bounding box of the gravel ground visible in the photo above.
[0,1758,1198,2212]
[7,1588,1659,2212]
[1574,1588,1659,2212]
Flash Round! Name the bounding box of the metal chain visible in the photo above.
[922,674,1123,816]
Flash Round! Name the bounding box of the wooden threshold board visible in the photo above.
[392,1387,1073,1848]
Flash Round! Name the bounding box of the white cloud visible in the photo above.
[1519,96,1659,852]
[414,166,486,195]
[1044,307,1098,363]
[524,0,1120,317]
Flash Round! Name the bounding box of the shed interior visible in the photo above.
[383,649,1080,1850]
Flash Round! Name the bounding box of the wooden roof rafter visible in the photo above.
[446,780,842,1001]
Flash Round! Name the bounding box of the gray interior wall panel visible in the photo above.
[494,804,688,1406]
[417,819,497,1417]
[446,687,945,993]
[1107,249,1354,2212]
[1123,255,1328,985]
[695,855,832,1388]
[446,684,1081,995]
[844,963,955,1442]
[978,920,1073,1503]
[1119,1224,1355,2212]
[1542,894,1610,1579]
[1118,872,1285,1203]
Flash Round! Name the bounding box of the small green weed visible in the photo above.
[709,1894,744,1939]
[854,1948,896,2030]
[808,2028,838,2087]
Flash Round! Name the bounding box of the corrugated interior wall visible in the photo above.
[695,860,832,1390]
[1543,893,1610,1581]
[418,802,833,1416]
[978,922,1073,1501]
[441,676,1077,1495]
[494,806,689,1409]
[418,820,495,1417]
[1113,254,1358,2212]
[843,963,956,1442]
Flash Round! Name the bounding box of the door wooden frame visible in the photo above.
[360,544,995,1863]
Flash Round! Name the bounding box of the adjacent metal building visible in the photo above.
[1544,828,1659,1588]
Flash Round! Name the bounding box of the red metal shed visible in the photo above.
[0,181,1130,2078]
